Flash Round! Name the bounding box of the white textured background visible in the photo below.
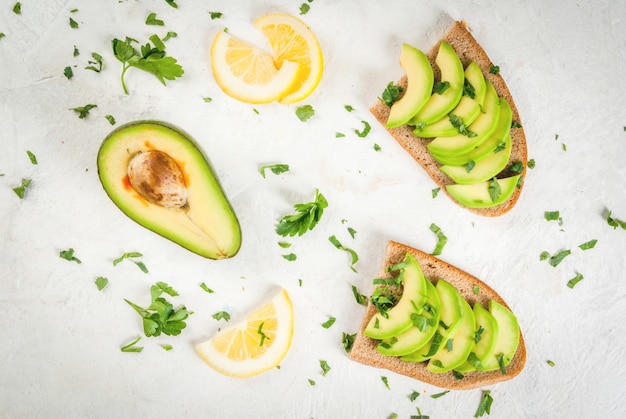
[1,0,625,418]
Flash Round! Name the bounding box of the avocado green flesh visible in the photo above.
[413,61,486,138]
[377,279,442,357]
[431,98,513,166]
[427,80,501,157]
[427,292,475,373]
[363,253,428,340]
[97,121,242,259]
[480,300,520,371]
[446,175,521,209]
[386,43,434,128]
[454,302,499,373]
[408,41,464,127]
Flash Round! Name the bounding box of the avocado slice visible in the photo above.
[386,43,434,128]
[454,302,499,373]
[363,253,428,340]
[409,41,464,127]
[97,121,242,259]
[480,300,520,372]
[446,175,521,209]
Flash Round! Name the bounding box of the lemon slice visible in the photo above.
[210,30,300,104]
[254,13,323,104]
[196,288,294,378]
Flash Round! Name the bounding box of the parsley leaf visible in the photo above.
[200,282,214,293]
[113,251,148,273]
[69,104,97,119]
[475,390,493,417]
[489,65,500,75]
[578,239,597,250]
[12,2,21,14]
[295,105,315,122]
[544,210,560,222]
[212,311,231,321]
[548,249,571,267]
[354,120,371,138]
[351,285,367,306]
[567,272,584,289]
[433,80,450,95]
[164,0,178,8]
[321,316,336,329]
[344,105,354,112]
[319,360,331,376]
[64,66,73,79]
[409,391,420,401]
[282,253,297,261]
[432,187,440,198]
[259,163,290,178]
[145,12,164,26]
[112,36,184,94]
[59,248,81,264]
[381,376,390,390]
[257,322,269,346]
[26,150,37,164]
[431,390,450,399]
[299,3,311,14]
[120,336,143,353]
[606,210,626,230]
[463,78,476,98]
[328,235,358,272]
[449,113,476,137]
[105,115,116,125]
[488,178,501,202]
[12,178,32,199]
[381,82,403,107]
[429,223,447,256]
[125,282,188,337]
[276,189,328,237]
[95,276,109,291]
[209,12,223,19]
[342,332,356,353]
[69,17,79,29]
[85,52,103,72]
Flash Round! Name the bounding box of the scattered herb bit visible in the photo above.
[125,282,188,337]
[547,360,555,367]
[453,370,465,380]
[496,353,507,374]
[85,52,103,72]
[342,332,355,353]
[423,331,443,357]
[295,104,315,122]
[463,78,476,98]
[473,285,480,294]
[433,80,450,95]
[606,210,626,230]
[308,378,316,386]
[64,66,74,79]
[120,336,143,353]
[200,282,214,293]
[554,134,559,141]
[278,242,292,249]
[354,120,371,138]
[276,189,328,237]
[511,120,523,128]
[474,326,485,343]
[321,317,336,329]
[111,36,184,95]
[527,159,536,169]
[335,132,345,138]
[489,65,500,75]
[299,3,310,14]
[12,2,21,14]
[209,11,223,19]
[145,12,164,26]
[347,227,357,239]
[429,223,447,256]
[389,414,398,419]
[0,33,5,39]
[69,17,79,29]
[298,279,303,287]
[465,160,476,173]
[567,272,584,289]
[319,360,331,376]
[26,150,37,164]
[12,178,32,199]
[431,390,450,399]
[165,0,178,8]
[105,115,116,125]
[259,163,289,178]
[475,390,493,417]
[446,338,453,352]
[510,161,524,174]
[544,210,561,222]
[69,104,97,119]
[202,97,212,103]
[381,82,403,107]
[95,276,109,291]
[579,239,597,250]
[257,322,269,346]
[381,376,390,390]
[432,187,440,198]
[73,45,80,56]
[113,252,148,273]
[412,407,430,419]
[161,344,173,351]
[252,108,259,114]
[162,31,177,42]
[562,143,567,151]
[373,143,381,151]
[449,113,476,137]
[494,142,506,153]
[548,249,571,267]
[212,311,230,321]
[344,105,354,112]
[59,248,81,264]
[282,253,297,261]
[488,178,501,202]
[409,391,420,401]
[351,285,367,306]
[328,235,358,272]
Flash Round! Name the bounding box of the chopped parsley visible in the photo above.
[432,187,440,198]
[209,12,223,19]
[354,120,371,137]
[381,376,390,390]
[125,282,188,337]
[474,390,493,417]
[429,223,448,256]
[510,161,524,174]
[344,105,354,112]
[113,251,148,273]
[449,113,476,137]
[528,159,536,169]
[69,104,97,119]
[433,80,450,95]
[145,12,164,26]
[351,285,367,306]
[259,163,290,178]
[373,143,381,151]
[473,285,480,294]
[462,78,476,98]
[474,325,485,343]
[511,120,523,128]
[409,391,420,401]
[26,150,37,164]
[59,248,81,264]
[105,115,116,125]
[69,17,79,29]
[282,253,297,261]
[342,332,356,353]
[12,2,21,14]
[276,189,327,237]
[496,353,506,374]
[544,210,562,223]
[547,360,555,367]
[200,282,214,293]
[12,178,32,199]
[430,390,450,399]
[465,160,476,173]
[120,336,143,353]
[203,97,212,102]
[112,36,184,95]
[347,227,357,239]
[85,52,103,72]
[64,66,73,79]
[161,344,173,351]
[328,235,358,272]
[489,65,500,75]
[578,239,597,250]
[547,249,571,267]
[319,360,331,376]
[606,210,626,230]
[212,311,231,321]
[278,242,291,248]
[381,82,403,107]
[567,272,584,289]
[164,0,178,8]
[321,316,336,329]
[95,276,109,291]
[494,142,506,153]
[335,132,345,138]
[488,178,501,202]
[299,3,311,14]
[295,104,315,122]
[308,378,315,386]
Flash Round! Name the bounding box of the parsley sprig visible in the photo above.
[276,189,328,237]
[125,282,189,337]
[112,36,184,94]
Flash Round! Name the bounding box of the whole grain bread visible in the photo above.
[349,241,526,390]
[371,21,528,217]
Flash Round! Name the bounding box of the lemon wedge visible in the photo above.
[210,30,300,104]
[196,288,294,378]
[254,13,323,104]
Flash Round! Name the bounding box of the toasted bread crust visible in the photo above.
[349,241,526,390]
[370,21,528,217]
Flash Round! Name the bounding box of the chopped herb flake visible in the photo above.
[409,391,420,401]
[355,120,371,138]
[381,82,403,107]
[95,276,109,290]
[276,189,327,237]
[549,249,571,267]
[433,80,450,95]
[473,285,480,294]
[64,66,73,79]
[449,113,476,137]
[12,178,32,199]
[26,150,37,164]
[344,105,354,112]
[328,235,358,272]
[259,163,289,178]
[381,376,390,389]
[257,322,269,346]
[606,210,626,230]
[547,360,555,367]
[105,115,116,125]
[342,332,356,353]
[351,285,367,306]
[85,52,103,72]
[59,248,81,264]
[299,3,310,14]
[200,282,214,293]
[145,12,164,26]
[69,17,79,29]
[488,178,501,202]
[295,105,315,122]
[282,253,297,261]
[475,390,493,417]
[120,336,143,353]
[578,239,597,250]
[212,311,230,321]
[321,317,336,329]
[69,104,97,119]
[567,272,584,289]
[431,390,450,399]
[429,223,447,256]
[489,65,500,75]
[209,12,223,19]
[335,132,345,138]
[432,187,440,198]
[320,360,331,376]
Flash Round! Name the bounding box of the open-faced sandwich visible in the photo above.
[371,21,528,216]
[349,241,526,390]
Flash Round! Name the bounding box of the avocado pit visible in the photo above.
[127,150,188,208]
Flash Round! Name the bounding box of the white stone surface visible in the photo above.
[1,1,625,418]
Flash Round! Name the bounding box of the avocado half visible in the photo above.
[97,121,242,259]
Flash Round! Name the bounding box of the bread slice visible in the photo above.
[370,21,528,217]
[349,241,526,390]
